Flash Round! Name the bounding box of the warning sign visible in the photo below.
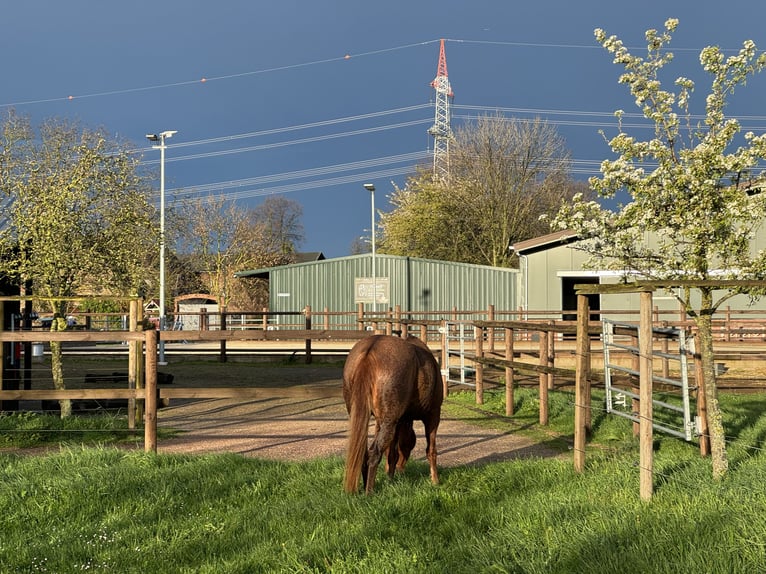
[354,277,389,304]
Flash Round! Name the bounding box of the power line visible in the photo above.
[140,102,766,166]
[150,119,432,165]
[166,104,432,149]
[167,151,429,196]
[5,36,754,111]
[445,37,733,53]
[179,165,423,203]
[1,41,442,109]
[158,153,608,207]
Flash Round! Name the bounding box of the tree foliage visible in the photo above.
[0,112,157,416]
[0,113,156,298]
[380,114,587,267]
[174,195,304,310]
[551,19,766,478]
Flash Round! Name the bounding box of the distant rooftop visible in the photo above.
[293,252,325,263]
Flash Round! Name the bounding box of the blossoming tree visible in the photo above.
[552,19,766,478]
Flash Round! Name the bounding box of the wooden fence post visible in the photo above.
[128,299,138,430]
[474,325,484,405]
[725,306,731,342]
[639,290,654,501]
[144,329,158,453]
[631,333,640,437]
[440,320,449,398]
[304,306,312,364]
[547,320,555,390]
[219,309,227,363]
[695,346,710,456]
[0,302,4,411]
[488,304,495,353]
[538,329,549,425]
[574,294,590,473]
[505,327,514,416]
[661,321,670,379]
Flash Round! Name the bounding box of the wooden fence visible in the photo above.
[0,327,381,453]
[2,296,765,488]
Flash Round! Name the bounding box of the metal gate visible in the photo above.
[602,320,700,441]
[441,321,476,387]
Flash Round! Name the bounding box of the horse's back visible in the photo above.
[343,335,441,420]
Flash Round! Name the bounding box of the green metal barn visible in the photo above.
[512,229,766,321]
[235,254,519,325]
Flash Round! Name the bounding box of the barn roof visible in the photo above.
[512,229,579,256]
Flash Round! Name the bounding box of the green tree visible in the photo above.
[0,112,157,417]
[380,168,475,262]
[551,19,766,479]
[380,114,586,267]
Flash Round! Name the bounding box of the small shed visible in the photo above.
[174,294,219,330]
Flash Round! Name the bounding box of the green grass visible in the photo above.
[0,411,179,449]
[3,387,766,572]
[0,411,143,449]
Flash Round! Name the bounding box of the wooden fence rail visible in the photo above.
[0,328,366,452]
[3,308,766,469]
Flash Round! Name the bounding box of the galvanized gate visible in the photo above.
[441,321,476,387]
[602,320,700,441]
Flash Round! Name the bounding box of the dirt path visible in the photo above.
[156,393,564,466]
[5,361,566,466]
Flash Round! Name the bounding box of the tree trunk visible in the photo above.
[51,316,71,418]
[695,289,728,479]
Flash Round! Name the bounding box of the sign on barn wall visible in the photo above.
[355,277,389,304]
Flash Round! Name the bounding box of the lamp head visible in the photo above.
[363,183,375,192]
[146,131,177,143]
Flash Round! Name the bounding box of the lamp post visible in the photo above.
[363,183,376,314]
[146,130,177,365]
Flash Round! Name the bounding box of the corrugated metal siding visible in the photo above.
[263,254,519,324]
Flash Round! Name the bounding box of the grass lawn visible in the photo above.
[2,361,766,572]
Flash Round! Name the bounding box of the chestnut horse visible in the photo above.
[342,335,443,494]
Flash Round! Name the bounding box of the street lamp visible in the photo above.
[146,130,177,365]
[363,183,376,314]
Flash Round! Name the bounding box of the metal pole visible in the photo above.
[363,183,376,317]
[158,136,166,365]
[147,130,176,365]
[371,186,376,315]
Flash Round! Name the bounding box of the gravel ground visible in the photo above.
[155,392,565,466]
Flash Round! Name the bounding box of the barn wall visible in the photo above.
[263,254,519,325]
[521,233,766,320]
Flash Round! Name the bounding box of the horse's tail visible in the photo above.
[343,355,374,493]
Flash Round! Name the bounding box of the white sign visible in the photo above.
[355,277,389,304]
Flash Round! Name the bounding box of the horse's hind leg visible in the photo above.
[362,421,381,492]
[424,421,440,485]
[385,426,399,478]
[366,420,396,494]
[361,447,370,492]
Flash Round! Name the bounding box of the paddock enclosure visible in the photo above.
[2,295,766,493]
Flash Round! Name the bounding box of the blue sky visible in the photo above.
[3,1,766,258]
